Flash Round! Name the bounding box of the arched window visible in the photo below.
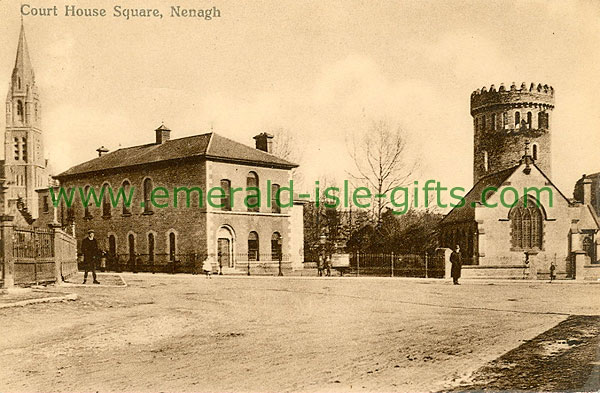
[527,112,532,129]
[16,100,24,122]
[84,185,92,219]
[220,179,231,211]
[248,231,259,261]
[514,111,521,127]
[510,196,543,250]
[169,232,176,261]
[246,172,259,212]
[483,151,489,172]
[122,180,131,215]
[143,178,153,213]
[102,183,111,217]
[272,183,281,213]
[271,232,282,261]
[491,114,497,130]
[538,111,549,129]
[532,143,538,161]
[17,77,21,90]
[148,233,155,263]
[128,234,135,263]
[108,235,117,259]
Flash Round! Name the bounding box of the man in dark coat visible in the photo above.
[82,229,101,284]
[450,244,462,285]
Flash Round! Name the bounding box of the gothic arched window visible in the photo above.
[514,111,521,127]
[16,100,24,122]
[510,196,543,250]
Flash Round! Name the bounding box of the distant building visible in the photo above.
[44,127,304,274]
[441,83,599,280]
[2,24,50,219]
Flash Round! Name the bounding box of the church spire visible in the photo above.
[12,21,35,89]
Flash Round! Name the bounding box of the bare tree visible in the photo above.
[348,119,416,225]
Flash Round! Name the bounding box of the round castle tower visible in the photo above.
[471,82,554,184]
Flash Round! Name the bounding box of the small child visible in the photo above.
[202,256,213,279]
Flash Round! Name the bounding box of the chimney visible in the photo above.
[253,132,274,153]
[155,123,171,144]
[583,175,592,205]
[96,146,109,157]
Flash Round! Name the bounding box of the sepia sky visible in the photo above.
[0,0,599,198]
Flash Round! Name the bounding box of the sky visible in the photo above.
[0,0,599,198]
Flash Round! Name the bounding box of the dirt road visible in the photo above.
[1,274,598,392]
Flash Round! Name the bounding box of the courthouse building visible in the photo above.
[44,128,304,274]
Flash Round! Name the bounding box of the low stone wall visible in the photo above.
[461,265,532,280]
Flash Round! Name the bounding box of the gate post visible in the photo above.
[1,215,15,288]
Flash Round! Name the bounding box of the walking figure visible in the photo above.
[450,244,462,285]
[81,229,101,284]
[202,256,213,278]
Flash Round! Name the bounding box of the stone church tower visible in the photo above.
[471,82,554,184]
[3,23,49,218]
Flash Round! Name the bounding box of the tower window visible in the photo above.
[18,77,21,90]
[538,112,549,129]
[483,151,489,172]
[527,112,532,129]
[491,114,497,130]
[532,143,538,161]
[514,111,521,127]
[503,112,508,129]
[16,100,24,122]
[22,137,27,162]
[481,115,486,131]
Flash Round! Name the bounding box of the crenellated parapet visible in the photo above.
[471,82,554,115]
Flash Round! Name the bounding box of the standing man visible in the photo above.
[450,244,462,285]
[81,229,101,284]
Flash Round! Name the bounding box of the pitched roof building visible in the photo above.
[42,126,304,275]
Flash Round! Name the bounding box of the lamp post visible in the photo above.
[277,237,283,276]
